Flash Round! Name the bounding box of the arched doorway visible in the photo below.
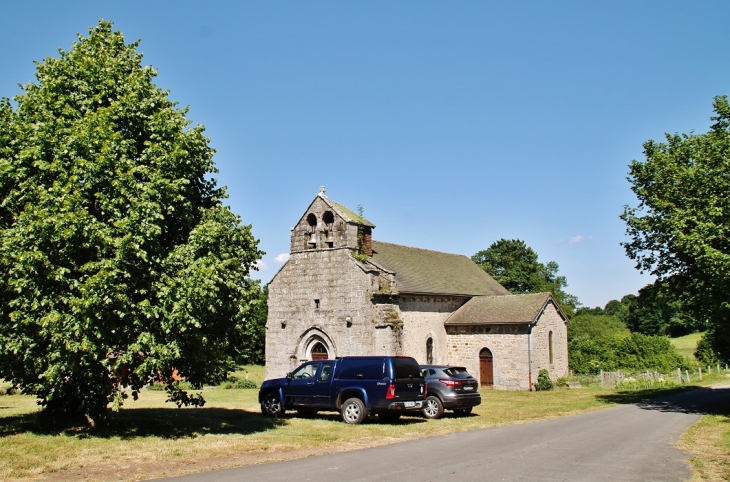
[479,348,494,388]
[311,342,329,360]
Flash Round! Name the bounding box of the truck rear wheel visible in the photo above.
[341,397,366,424]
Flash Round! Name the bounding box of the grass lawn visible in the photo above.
[0,371,728,481]
[678,403,730,481]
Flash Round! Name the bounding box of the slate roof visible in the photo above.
[445,292,565,325]
[370,241,510,296]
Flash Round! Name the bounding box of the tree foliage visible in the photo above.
[0,21,263,423]
[621,96,730,363]
[236,283,268,365]
[568,313,684,374]
[472,238,579,316]
[625,282,701,337]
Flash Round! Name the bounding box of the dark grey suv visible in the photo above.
[420,365,481,419]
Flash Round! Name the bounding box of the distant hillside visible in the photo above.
[671,332,704,361]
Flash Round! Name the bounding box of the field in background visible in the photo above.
[229,365,266,386]
[671,332,704,361]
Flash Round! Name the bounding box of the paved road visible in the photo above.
[164,386,730,482]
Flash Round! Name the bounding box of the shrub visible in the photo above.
[568,313,685,374]
[535,369,554,391]
[615,333,685,372]
[695,329,730,365]
[219,379,257,389]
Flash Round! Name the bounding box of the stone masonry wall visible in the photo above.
[529,303,569,380]
[399,295,467,365]
[266,248,392,379]
[447,325,531,390]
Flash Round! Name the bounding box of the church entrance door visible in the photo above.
[311,342,329,360]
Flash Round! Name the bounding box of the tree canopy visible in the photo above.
[0,21,263,423]
[621,96,730,363]
[472,238,579,316]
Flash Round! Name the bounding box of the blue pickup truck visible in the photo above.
[259,356,427,424]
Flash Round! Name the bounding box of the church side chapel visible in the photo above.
[265,188,569,390]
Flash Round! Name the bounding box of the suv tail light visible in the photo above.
[386,383,396,399]
[440,379,463,387]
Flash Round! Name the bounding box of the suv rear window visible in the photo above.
[392,357,422,380]
[442,367,472,379]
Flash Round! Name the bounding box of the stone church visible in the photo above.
[265,188,569,390]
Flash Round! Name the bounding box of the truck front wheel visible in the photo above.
[341,397,366,424]
[261,392,285,417]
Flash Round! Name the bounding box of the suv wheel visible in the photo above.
[422,395,444,419]
[341,397,366,424]
[261,392,285,417]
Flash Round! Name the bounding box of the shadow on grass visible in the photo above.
[0,407,285,439]
[595,385,730,416]
[289,411,427,425]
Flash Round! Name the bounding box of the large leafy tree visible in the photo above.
[621,96,730,363]
[624,282,700,337]
[472,238,579,316]
[0,21,263,423]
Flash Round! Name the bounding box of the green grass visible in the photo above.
[678,404,730,481]
[671,332,704,360]
[1,369,728,481]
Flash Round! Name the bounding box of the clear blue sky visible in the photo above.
[2,2,728,308]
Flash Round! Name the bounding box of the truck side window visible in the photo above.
[318,363,333,382]
[292,362,318,379]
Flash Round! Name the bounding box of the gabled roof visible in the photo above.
[371,241,510,296]
[445,292,566,325]
[295,189,376,229]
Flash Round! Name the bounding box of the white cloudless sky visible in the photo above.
[2,1,728,307]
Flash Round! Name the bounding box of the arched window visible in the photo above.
[322,211,335,230]
[311,342,328,360]
[548,331,554,365]
[306,213,317,248]
[322,211,335,248]
[426,338,434,364]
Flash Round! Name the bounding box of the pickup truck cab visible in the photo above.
[259,356,426,424]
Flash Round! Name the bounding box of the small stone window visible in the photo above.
[548,331,554,365]
[314,299,320,309]
[426,337,434,364]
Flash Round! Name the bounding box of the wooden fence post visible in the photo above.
[685,369,690,383]
[699,367,703,380]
